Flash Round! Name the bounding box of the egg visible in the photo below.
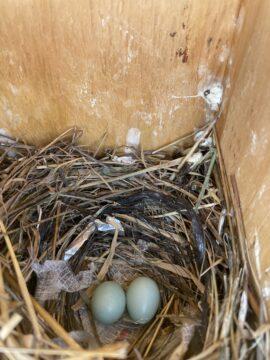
[91,281,126,325]
[127,277,160,324]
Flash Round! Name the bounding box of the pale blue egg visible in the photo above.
[127,277,160,324]
[91,281,126,325]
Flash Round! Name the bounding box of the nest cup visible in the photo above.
[0,127,265,359]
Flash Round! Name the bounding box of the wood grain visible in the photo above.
[0,0,240,148]
[218,0,270,313]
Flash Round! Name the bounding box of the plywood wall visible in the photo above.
[0,0,241,149]
[218,0,270,312]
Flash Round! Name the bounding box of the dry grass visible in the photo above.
[0,126,268,359]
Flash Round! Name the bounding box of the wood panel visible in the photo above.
[218,0,270,313]
[0,0,240,149]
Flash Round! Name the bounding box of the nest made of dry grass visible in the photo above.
[0,125,268,360]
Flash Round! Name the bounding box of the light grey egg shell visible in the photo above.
[91,281,126,325]
[127,277,160,324]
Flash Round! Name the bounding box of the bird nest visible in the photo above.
[0,126,267,359]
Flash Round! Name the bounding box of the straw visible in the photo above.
[0,126,266,359]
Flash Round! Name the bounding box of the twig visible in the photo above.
[0,220,41,340]
[0,341,128,359]
[195,149,216,212]
[144,295,175,357]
